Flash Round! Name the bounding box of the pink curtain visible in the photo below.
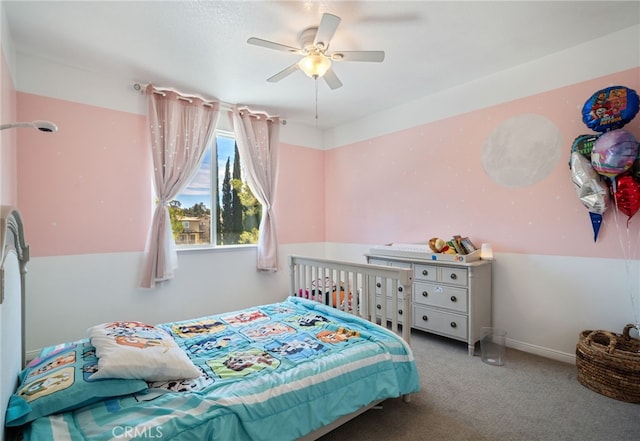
[140,85,220,288]
[233,110,280,271]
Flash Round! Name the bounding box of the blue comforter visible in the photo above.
[25,297,419,441]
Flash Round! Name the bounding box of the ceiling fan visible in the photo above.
[247,13,385,90]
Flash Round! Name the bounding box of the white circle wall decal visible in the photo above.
[482,113,562,188]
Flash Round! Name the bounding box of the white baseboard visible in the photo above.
[506,338,575,364]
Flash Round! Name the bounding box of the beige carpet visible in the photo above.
[318,330,640,441]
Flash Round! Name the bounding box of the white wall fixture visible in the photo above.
[0,121,57,132]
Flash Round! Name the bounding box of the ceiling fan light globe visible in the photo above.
[298,54,331,78]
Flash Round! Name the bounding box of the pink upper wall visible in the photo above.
[16,92,326,257]
[325,68,640,259]
[1,43,18,206]
[275,143,325,244]
[15,68,640,259]
[17,93,151,256]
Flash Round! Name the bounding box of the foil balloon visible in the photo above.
[591,129,638,179]
[631,156,640,182]
[614,174,640,220]
[582,86,640,132]
[571,134,598,158]
[570,151,610,241]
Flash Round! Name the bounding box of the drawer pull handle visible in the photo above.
[422,315,428,322]
[422,291,428,297]
[398,286,403,293]
[376,304,382,309]
[450,322,457,328]
[450,273,457,280]
[450,295,457,302]
[398,309,403,315]
[376,282,381,288]
[422,269,429,276]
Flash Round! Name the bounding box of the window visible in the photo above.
[169,131,261,247]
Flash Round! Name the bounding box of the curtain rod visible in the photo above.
[133,83,286,125]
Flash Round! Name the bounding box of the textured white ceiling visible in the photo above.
[4,1,640,129]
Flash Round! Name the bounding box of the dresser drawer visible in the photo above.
[413,281,467,313]
[368,258,390,266]
[389,260,411,270]
[368,258,411,269]
[440,266,468,287]
[368,258,410,299]
[413,306,467,340]
[374,279,405,299]
[414,264,438,282]
[374,297,406,324]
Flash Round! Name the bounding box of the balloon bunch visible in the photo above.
[570,86,640,241]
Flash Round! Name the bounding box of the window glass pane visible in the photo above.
[170,146,212,246]
[216,134,261,245]
[170,133,260,247]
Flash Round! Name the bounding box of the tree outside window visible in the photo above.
[169,133,260,247]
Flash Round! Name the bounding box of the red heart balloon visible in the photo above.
[615,174,640,219]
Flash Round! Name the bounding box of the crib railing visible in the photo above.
[288,255,413,343]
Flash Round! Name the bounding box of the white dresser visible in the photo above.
[366,254,492,355]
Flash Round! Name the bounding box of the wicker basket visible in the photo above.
[575,324,640,403]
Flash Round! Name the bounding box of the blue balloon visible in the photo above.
[582,86,639,132]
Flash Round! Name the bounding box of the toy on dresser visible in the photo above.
[428,235,477,255]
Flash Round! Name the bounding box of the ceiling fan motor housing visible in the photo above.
[299,27,323,53]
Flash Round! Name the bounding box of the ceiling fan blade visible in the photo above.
[333,51,385,62]
[313,13,341,50]
[267,63,300,83]
[247,37,301,54]
[323,68,343,90]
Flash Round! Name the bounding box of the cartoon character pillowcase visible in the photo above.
[5,340,147,427]
[88,321,200,382]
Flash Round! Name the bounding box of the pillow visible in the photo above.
[5,340,147,427]
[88,321,200,382]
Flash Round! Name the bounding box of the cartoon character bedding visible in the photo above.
[8,296,419,441]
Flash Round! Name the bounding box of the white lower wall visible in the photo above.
[492,253,638,363]
[29,242,639,364]
[25,243,325,358]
